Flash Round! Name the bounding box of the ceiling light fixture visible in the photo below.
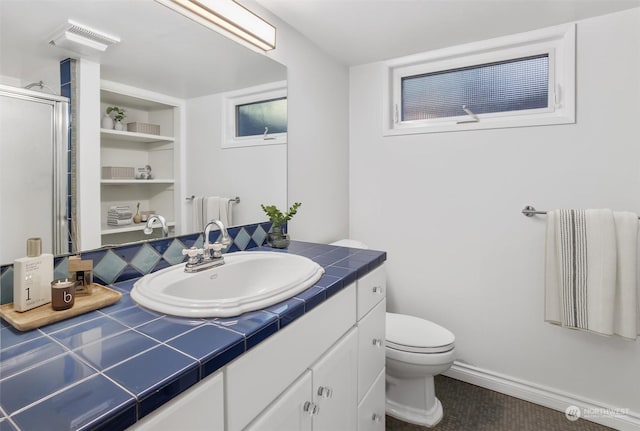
[156,0,276,51]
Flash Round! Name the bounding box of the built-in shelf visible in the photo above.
[101,220,176,235]
[99,81,180,247]
[100,128,174,143]
[101,179,175,185]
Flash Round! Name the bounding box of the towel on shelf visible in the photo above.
[545,209,639,339]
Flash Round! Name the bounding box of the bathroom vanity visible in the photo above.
[130,260,387,431]
[0,242,386,431]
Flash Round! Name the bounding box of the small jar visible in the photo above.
[51,279,75,311]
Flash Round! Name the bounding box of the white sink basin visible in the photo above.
[131,251,325,318]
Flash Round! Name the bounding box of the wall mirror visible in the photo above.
[0,0,287,265]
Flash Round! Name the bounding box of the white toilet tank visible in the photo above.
[330,239,368,249]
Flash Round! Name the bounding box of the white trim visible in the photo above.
[222,80,287,149]
[444,361,640,431]
[383,23,576,135]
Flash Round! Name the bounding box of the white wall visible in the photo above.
[244,0,351,243]
[185,92,287,230]
[350,7,640,424]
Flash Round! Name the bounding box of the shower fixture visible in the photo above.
[24,81,57,95]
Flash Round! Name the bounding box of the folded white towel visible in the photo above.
[545,208,639,339]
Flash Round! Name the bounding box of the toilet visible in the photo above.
[330,239,456,427]
[385,312,455,427]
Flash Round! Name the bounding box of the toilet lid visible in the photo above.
[386,313,455,354]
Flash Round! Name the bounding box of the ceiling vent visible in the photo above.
[49,19,120,55]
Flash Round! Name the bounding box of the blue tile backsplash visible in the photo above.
[0,225,386,431]
[0,221,273,305]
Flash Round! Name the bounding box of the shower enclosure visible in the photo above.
[0,84,69,264]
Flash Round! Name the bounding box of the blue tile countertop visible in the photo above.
[0,241,386,431]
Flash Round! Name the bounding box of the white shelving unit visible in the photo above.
[99,81,183,246]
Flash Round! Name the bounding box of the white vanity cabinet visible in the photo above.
[246,329,358,431]
[226,283,357,430]
[124,263,387,431]
[99,81,183,245]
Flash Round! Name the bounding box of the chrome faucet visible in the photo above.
[143,215,169,237]
[182,220,232,273]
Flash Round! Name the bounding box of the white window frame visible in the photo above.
[383,23,575,135]
[222,80,287,148]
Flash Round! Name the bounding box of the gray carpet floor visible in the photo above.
[386,376,616,431]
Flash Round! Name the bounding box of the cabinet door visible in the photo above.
[245,370,313,431]
[127,371,223,430]
[311,328,358,431]
[357,368,386,431]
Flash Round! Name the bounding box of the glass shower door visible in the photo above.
[0,87,68,264]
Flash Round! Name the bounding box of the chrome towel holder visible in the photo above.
[186,195,240,204]
[522,205,640,220]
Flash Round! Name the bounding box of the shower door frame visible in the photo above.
[0,84,70,258]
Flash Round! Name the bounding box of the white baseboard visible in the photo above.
[443,361,640,431]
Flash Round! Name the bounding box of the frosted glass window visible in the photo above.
[401,54,549,121]
[236,97,287,137]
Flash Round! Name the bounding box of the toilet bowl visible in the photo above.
[329,239,456,427]
[385,312,455,427]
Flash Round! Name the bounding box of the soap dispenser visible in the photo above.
[13,238,53,312]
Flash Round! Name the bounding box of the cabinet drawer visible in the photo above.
[226,283,356,431]
[357,367,386,431]
[357,298,386,402]
[357,265,386,321]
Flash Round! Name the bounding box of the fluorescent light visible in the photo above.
[157,0,276,51]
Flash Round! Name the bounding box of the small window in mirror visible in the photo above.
[236,97,287,137]
[223,81,287,148]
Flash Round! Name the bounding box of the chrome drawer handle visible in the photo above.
[317,386,333,399]
[372,286,383,294]
[372,413,382,422]
[372,338,383,347]
[303,401,320,416]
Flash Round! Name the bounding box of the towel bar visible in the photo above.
[522,205,640,219]
[186,195,241,204]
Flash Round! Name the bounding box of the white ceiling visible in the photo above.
[255,0,640,66]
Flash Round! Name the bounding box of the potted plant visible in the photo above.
[260,202,301,248]
[106,106,126,131]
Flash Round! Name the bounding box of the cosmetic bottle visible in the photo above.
[13,238,53,312]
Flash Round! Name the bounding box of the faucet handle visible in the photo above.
[207,242,225,258]
[182,247,203,264]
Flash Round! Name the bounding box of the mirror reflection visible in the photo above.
[0,0,287,265]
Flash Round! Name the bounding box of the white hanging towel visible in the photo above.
[219,197,233,226]
[205,197,221,225]
[545,209,638,339]
[192,197,205,232]
[612,212,638,338]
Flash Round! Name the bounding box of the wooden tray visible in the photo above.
[0,284,122,331]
